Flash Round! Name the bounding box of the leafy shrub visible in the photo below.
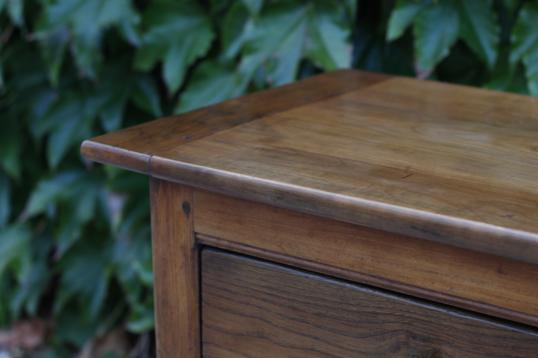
[0,0,535,355]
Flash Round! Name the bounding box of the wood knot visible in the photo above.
[182,201,191,217]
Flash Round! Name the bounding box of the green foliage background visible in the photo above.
[0,0,536,355]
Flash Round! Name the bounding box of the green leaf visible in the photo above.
[119,20,141,46]
[242,0,263,15]
[238,1,352,85]
[307,3,352,70]
[268,20,306,85]
[39,28,69,86]
[43,97,94,169]
[56,213,82,258]
[510,3,538,95]
[387,0,428,41]
[100,98,127,132]
[33,95,79,140]
[457,0,499,68]
[131,75,162,116]
[71,32,102,79]
[413,0,459,72]
[175,61,245,113]
[510,3,538,65]
[502,0,518,12]
[135,1,214,93]
[27,89,58,140]
[11,259,50,317]
[0,224,31,276]
[53,178,99,257]
[221,2,250,60]
[25,171,83,217]
[524,46,538,95]
[0,58,4,92]
[37,0,139,78]
[55,304,101,346]
[47,114,84,169]
[126,303,154,333]
[7,0,23,26]
[97,61,133,132]
[70,0,139,77]
[39,86,114,168]
[0,173,10,228]
[484,47,528,95]
[0,116,22,179]
[56,240,111,317]
[343,0,356,19]
[239,2,309,83]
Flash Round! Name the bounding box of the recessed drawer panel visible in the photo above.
[201,249,538,358]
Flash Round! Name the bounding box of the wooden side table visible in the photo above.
[82,70,538,357]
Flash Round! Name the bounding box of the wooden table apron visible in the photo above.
[81,70,538,357]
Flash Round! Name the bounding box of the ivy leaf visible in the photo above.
[0,172,10,228]
[11,258,50,317]
[485,53,529,94]
[510,3,538,95]
[97,61,133,132]
[126,303,154,333]
[0,224,31,276]
[56,240,110,317]
[524,46,538,95]
[413,0,459,72]
[39,28,69,86]
[7,0,23,26]
[0,116,22,179]
[55,212,83,258]
[37,0,139,79]
[135,1,214,94]
[268,20,306,85]
[241,0,263,16]
[0,58,4,91]
[307,3,352,70]
[47,114,85,169]
[41,95,94,169]
[131,75,162,116]
[71,32,102,79]
[239,2,309,84]
[457,0,499,68]
[510,3,538,65]
[25,171,83,217]
[239,1,352,85]
[175,61,245,113]
[387,0,428,41]
[221,2,251,60]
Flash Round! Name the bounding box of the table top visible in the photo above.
[82,70,538,264]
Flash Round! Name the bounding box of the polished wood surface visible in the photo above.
[194,190,538,327]
[150,180,199,357]
[81,70,387,173]
[202,249,538,358]
[82,70,538,263]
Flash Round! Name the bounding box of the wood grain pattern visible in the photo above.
[81,70,387,174]
[194,190,538,327]
[202,249,538,358]
[82,70,538,262]
[151,77,538,263]
[150,180,199,357]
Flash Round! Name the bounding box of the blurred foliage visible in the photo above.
[0,0,536,355]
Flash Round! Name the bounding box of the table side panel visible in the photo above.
[193,190,538,327]
[202,249,538,358]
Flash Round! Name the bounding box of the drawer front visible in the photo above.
[201,249,538,358]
